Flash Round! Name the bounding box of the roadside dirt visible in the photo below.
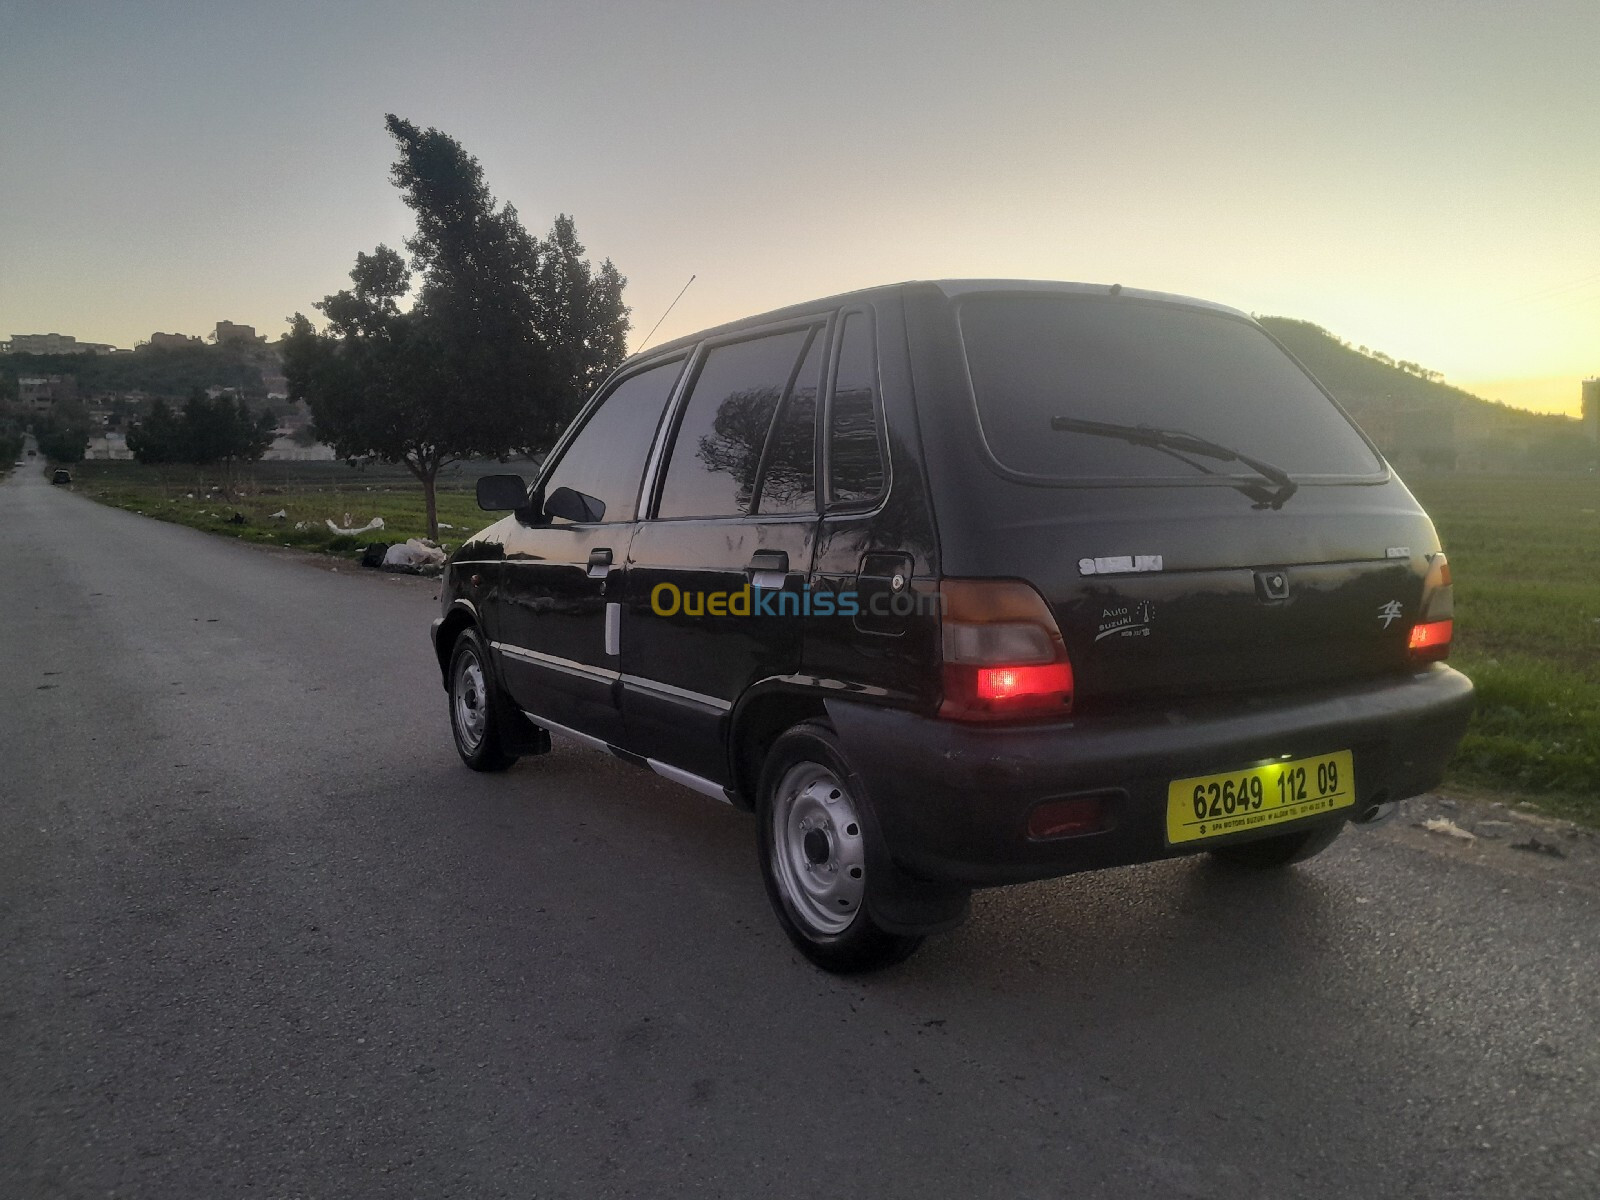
[1379,791,1599,891]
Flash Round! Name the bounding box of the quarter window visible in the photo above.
[656,329,813,520]
[541,357,683,524]
[827,312,886,506]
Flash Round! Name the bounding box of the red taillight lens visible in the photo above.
[939,579,1075,720]
[1411,553,1454,661]
[976,663,1075,701]
[1409,619,1453,661]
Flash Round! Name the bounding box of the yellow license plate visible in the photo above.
[1166,750,1355,845]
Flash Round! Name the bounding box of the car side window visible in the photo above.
[656,328,814,520]
[827,311,886,506]
[541,357,683,524]
[753,329,823,515]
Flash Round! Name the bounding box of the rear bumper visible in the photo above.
[827,664,1474,888]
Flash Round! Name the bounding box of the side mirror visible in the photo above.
[477,473,529,512]
[544,486,606,524]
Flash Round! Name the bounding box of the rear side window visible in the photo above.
[827,312,886,505]
[754,331,823,515]
[656,328,813,519]
[958,296,1383,481]
[541,357,683,524]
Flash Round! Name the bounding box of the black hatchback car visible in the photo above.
[432,280,1473,972]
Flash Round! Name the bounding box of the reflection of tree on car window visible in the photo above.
[695,387,781,511]
[830,384,883,502]
[694,381,818,514]
[755,384,816,512]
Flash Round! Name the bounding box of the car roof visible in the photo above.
[634,278,1251,363]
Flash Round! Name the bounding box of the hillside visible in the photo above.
[0,340,279,403]
[1259,317,1592,472]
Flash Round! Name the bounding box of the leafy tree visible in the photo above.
[0,414,22,465]
[532,214,630,446]
[125,390,275,482]
[284,114,630,538]
[126,398,184,463]
[35,404,92,463]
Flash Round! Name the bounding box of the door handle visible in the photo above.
[746,549,789,591]
[587,547,613,579]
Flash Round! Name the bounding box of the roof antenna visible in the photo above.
[1109,283,1123,296]
[636,274,696,353]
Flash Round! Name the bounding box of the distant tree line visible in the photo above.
[126,389,276,469]
[0,414,23,465]
[284,113,630,538]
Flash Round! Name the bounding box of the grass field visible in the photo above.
[59,461,1600,823]
[1405,473,1600,824]
[67,459,520,552]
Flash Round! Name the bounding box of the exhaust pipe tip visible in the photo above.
[1352,793,1396,827]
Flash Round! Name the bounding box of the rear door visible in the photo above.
[494,355,686,745]
[924,287,1437,704]
[620,319,828,782]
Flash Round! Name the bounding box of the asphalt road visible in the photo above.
[2,463,1596,1200]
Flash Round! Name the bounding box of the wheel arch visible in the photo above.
[434,601,482,690]
[726,682,830,812]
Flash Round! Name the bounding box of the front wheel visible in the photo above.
[756,721,923,973]
[1207,819,1343,868]
[448,628,518,772]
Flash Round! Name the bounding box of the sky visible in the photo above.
[1,0,1595,415]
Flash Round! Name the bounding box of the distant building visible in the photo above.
[18,374,78,414]
[5,333,116,355]
[1584,379,1600,444]
[262,435,336,462]
[215,320,265,346]
[148,331,204,348]
[85,432,133,461]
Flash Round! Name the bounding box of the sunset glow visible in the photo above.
[2,1,1595,415]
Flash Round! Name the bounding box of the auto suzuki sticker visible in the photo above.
[1096,601,1155,641]
[1378,600,1404,628]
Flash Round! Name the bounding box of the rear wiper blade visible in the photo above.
[1049,415,1299,509]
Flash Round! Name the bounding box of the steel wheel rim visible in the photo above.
[452,650,488,751]
[770,761,867,936]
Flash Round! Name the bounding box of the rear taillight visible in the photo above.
[1410,553,1454,662]
[939,580,1075,721]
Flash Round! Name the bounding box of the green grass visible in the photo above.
[68,460,500,554]
[1406,473,1600,823]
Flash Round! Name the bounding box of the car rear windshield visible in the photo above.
[957,294,1383,482]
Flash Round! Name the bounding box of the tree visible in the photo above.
[284,115,631,538]
[126,398,184,463]
[126,390,276,481]
[34,404,92,463]
[532,214,630,446]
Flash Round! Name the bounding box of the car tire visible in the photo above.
[1207,819,1344,868]
[756,720,924,973]
[447,627,518,772]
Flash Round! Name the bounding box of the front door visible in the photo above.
[495,354,687,746]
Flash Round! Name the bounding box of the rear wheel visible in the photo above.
[448,627,518,772]
[756,721,923,973]
[1207,820,1343,868]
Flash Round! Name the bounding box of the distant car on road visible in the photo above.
[27,449,37,457]
[11,460,22,467]
[51,469,71,485]
[432,279,1475,972]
